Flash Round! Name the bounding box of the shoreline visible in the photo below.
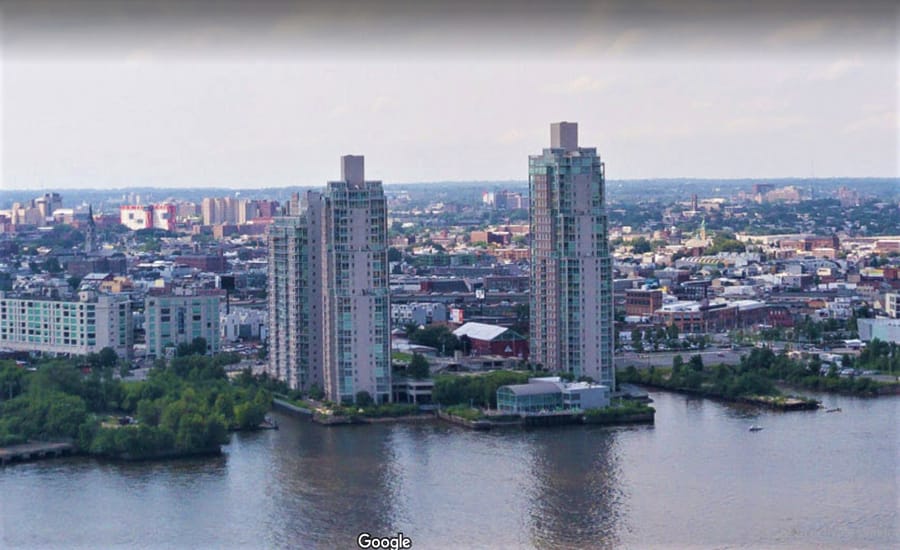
[0,440,223,467]
[273,398,655,430]
[624,383,821,411]
[437,408,656,430]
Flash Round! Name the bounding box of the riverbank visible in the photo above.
[273,398,655,430]
[623,381,819,411]
[0,439,225,466]
[619,348,900,402]
[438,401,656,430]
[0,441,76,466]
[272,398,434,425]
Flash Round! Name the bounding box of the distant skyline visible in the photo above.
[1,0,898,190]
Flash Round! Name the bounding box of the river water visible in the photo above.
[1,391,897,549]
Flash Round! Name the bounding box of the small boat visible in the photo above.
[825,407,842,413]
[261,415,279,430]
[748,425,764,432]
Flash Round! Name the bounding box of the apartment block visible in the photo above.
[529,122,614,387]
[0,290,132,358]
[144,289,222,358]
[267,155,390,404]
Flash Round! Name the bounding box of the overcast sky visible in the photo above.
[1,0,898,189]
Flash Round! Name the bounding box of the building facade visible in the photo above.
[267,213,322,391]
[119,204,176,232]
[858,318,900,344]
[144,290,222,358]
[529,122,614,387]
[496,377,610,414]
[452,321,529,359]
[267,156,390,404]
[625,289,663,317]
[885,292,899,319]
[0,291,132,358]
[391,302,447,327]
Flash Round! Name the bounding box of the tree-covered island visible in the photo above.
[0,346,271,460]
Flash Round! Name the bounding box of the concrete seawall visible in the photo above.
[272,398,314,417]
[0,441,75,466]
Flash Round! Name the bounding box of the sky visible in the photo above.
[1,0,898,189]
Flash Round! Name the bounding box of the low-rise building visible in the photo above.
[453,321,528,359]
[119,204,176,232]
[391,377,434,404]
[0,290,132,358]
[857,318,900,344]
[391,302,448,327]
[496,376,610,414]
[144,289,223,358]
[221,307,266,342]
[885,292,899,319]
[625,288,663,316]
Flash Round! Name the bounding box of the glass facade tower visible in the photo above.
[267,156,390,404]
[529,122,615,388]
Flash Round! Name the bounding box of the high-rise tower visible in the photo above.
[321,156,391,404]
[529,122,614,387]
[267,156,390,404]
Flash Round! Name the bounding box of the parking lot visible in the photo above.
[617,348,745,369]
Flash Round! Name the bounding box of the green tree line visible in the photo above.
[0,353,271,457]
[621,345,893,398]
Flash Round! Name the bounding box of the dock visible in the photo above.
[0,441,75,466]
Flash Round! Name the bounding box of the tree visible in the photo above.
[633,330,644,352]
[355,391,375,407]
[98,347,119,369]
[176,337,208,357]
[689,354,704,372]
[387,247,403,262]
[672,355,685,374]
[0,362,27,393]
[308,385,325,400]
[136,398,164,426]
[188,337,207,355]
[43,257,63,274]
[666,323,679,341]
[44,393,88,438]
[234,390,269,429]
[214,393,236,427]
[631,237,652,254]
[707,233,746,254]
[67,275,83,291]
[408,353,430,379]
[409,325,460,356]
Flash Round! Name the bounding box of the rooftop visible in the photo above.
[453,322,510,341]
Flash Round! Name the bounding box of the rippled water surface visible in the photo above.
[2,391,897,549]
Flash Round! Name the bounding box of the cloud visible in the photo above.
[765,18,833,47]
[371,95,391,113]
[608,28,646,56]
[617,122,696,140]
[497,129,531,144]
[550,75,614,95]
[737,97,790,113]
[724,114,805,133]
[810,57,863,81]
[842,109,898,134]
[329,104,350,117]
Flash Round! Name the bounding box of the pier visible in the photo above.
[0,441,75,466]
